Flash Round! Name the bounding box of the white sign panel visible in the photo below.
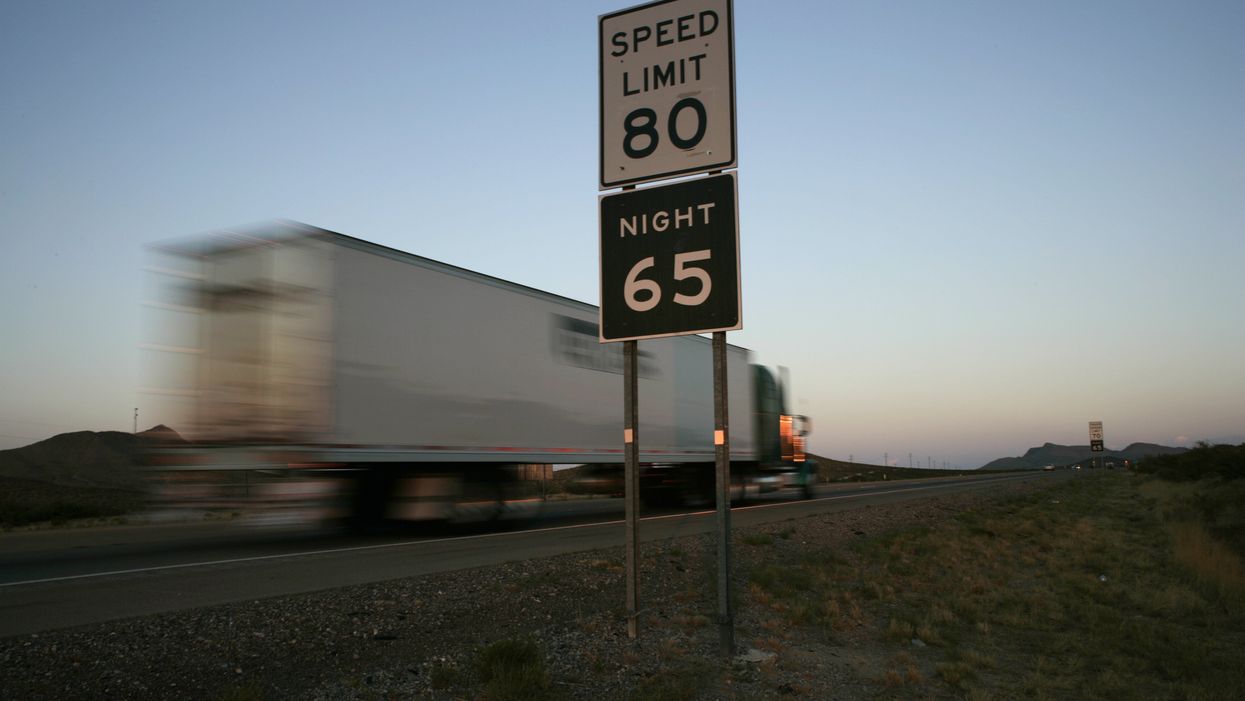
[599,0,736,189]
[1089,421,1103,441]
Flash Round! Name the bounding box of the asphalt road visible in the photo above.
[0,471,1061,638]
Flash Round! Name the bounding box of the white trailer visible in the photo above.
[143,222,809,522]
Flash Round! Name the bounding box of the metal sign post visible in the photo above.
[713,331,733,654]
[624,340,640,639]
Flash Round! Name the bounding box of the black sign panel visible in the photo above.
[599,173,740,342]
[1091,440,1104,452]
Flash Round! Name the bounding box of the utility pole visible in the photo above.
[133,408,138,434]
[909,452,913,468]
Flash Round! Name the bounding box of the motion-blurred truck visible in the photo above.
[143,222,812,525]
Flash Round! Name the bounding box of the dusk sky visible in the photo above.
[2,0,1242,468]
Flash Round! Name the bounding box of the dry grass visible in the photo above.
[1170,520,1245,604]
[474,638,551,701]
[886,618,914,642]
[905,664,924,684]
[737,473,1245,699]
[630,659,713,701]
[740,532,773,546]
[589,558,623,573]
[936,660,974,688]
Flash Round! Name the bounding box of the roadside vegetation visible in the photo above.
[473,637,552,701]
[1134,441,1245,483]
[0,476,143,529]
[730,469,1245,699]
[1134,442,1245,595]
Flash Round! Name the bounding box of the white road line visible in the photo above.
[0,474,1035,589]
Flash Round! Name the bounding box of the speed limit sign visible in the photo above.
[599,173,740,342]
[599,0,736,189]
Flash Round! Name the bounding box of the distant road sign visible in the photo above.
[599,0,736,189]
[599,173,740,341]
[1089,421,1104,452]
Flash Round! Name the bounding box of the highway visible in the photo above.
[0,471,1061,638]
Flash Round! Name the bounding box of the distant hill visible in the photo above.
[0,425,184,490]
[980,442,1187,470]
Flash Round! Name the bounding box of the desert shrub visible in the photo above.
[474,638,550,701]
[1136,442,1245,482]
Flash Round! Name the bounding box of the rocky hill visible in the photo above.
[981,442,1187,470]
[0,426,184,490]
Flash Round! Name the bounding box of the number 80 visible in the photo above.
[623,97,708,159]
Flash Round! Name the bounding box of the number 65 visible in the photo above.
[624,250,712,312]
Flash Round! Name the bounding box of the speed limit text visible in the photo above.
[609,10,719,97]
[608,10,719,57]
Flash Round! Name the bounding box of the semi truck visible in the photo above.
[143,221,812,524]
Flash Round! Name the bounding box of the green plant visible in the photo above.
[428,658,460,690]
[1135,442,1245,482]
[474,638,551,701]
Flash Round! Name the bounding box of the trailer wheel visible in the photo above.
[800,459,819,500]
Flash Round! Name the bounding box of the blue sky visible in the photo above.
[2,0,1242,467]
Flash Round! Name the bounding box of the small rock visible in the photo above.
[735,648,777,664]
[910,638,927,648]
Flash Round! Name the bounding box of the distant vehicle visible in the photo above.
[1073,464,1081,470]
[1042,465,1056,471]
[144,222,815,525]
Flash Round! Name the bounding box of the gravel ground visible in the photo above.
[1,480,1047,700]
